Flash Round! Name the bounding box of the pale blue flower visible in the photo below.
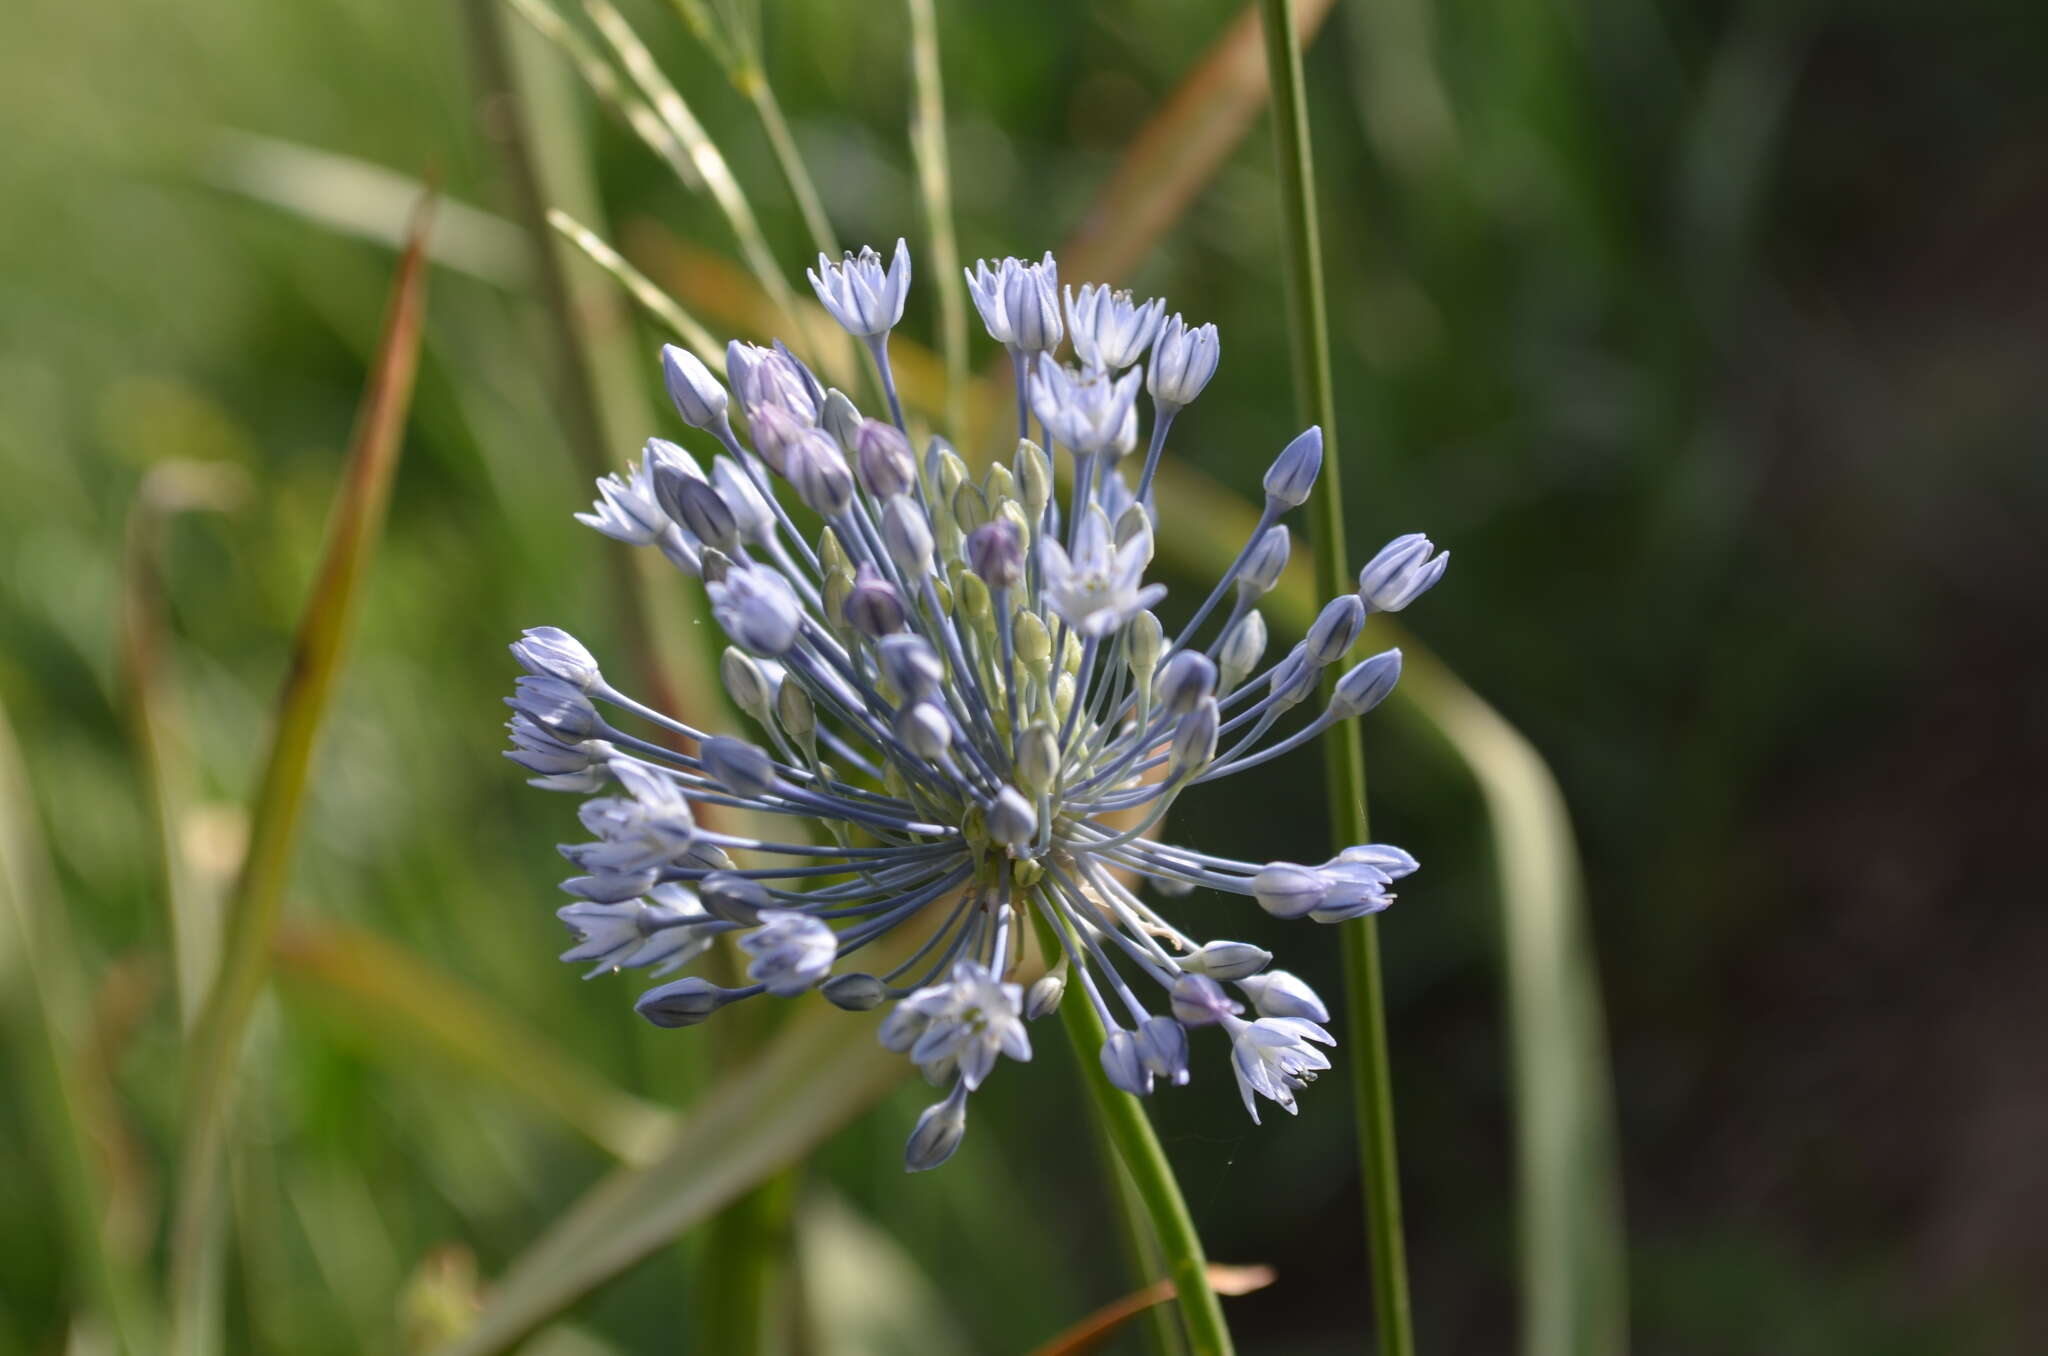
[506,240,1450,1169]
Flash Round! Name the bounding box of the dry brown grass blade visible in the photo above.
[168,197,433,1356]
[1059,0,1336,285]
[1026,1265,1277,1356]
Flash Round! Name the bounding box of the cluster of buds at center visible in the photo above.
[506,240,1448,1169]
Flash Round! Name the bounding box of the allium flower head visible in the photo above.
[506,241,1448,1170]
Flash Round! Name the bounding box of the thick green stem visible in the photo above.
[1256,2,1416,1352]
[1029,906,1233,1356]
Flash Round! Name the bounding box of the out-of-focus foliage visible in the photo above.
[2,0,2042,1352]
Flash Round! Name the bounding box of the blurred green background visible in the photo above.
[3,0,2044,1352]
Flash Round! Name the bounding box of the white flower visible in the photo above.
[1224,1015,1336,1123]
[1038,510,1165,638]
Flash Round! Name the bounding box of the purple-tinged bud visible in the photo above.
[964,518,1025,590]
[1262,426,1323,508]
[1168,697,1219,779]
[1357,533,1449,612]
[1136,1016,1192,1085]
[509,675,599,740]
[1100,1027,1153,1095]
[711,456,773,542]
[707,565,803,656]
[1154,651,1217,716]
[1025,969,1067,1020]
[512,627,601,690]
[786,430,854,518]
[634,977,737,1028]
[1170,972,1242,1026]
[667,471,739,552]
[843,563,907,637]
[1306,594,1366,665]
[1329,648,1402,718]
[740,908,838,996]
[700,736,777,799]
[876,634,943,699]
[853,418,916,499]
[1239,525,1291,602]
[1002,253,1062,353]
[660,344,728,429]
[698,871,772,924]
[746,403,804,474]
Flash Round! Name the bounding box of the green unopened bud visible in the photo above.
[1015,611,1052,671]
[1218,609,1267,693]
[956,569,992,621]
[721,648,771,720]
[984,462,1017,506]
[823,568,854,637]
[1127,610,1163,686]
[935,448,967,504]
[951,482,987,534]
[1115,502,1149,549]
[998,500,1032,547]
[775,677,815,741]
[818,525,850,574]
[1016,723,1060,794]
[1061,629,1084,676]
[1016,440,1051,516]
[1053,672,1076,722]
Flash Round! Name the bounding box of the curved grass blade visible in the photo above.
[429,1005,906,1356]
[0,699,163,1353]
[167,198,432,1356]
[1027,1266,1276,1356]
[270,921,677,1165]
[905,0,966,437]
[547,208,723,367]
[118,461,248,1031]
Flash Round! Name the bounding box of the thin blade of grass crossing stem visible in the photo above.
[904,0,967,438]
[1143,459,1629,1356]
[270,921,676,1165]
[0,698,162,1352]
[167,200,432,1356]
[547,208,724,368]
[429,1006,906,1356]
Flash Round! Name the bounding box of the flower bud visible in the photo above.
[1218,610,1267,693]
[1237,970,1329,1023]
[843,563,907,637]
[1154,650,1216,716]
[965,519,1025,590]
[853,419,916,499]
[1147,313,1221,409]
[669,472,740,553]
[821,388,863,448]
[1180,940,1272,982]
[512,627,601,690]
[1015,439,1052,517]
[698,871,772,924]
[774,676,815,742]
[881,495,935,575]
[634,977,734,1028]
[985,786,1037,847]
[904,1085,969,1172]
[1252,862,1327,919]
[1125,610,1163,686]
[720,648,771,719]
[786,430,854,518]
[822,972,887,1011]
[1306,594,1366,666]
[660,344,728,429]
[1168,697,1219,779]
[1014,723,1061,795]
[1262,426,1323,508]
[1329,648,1402,718]
[1136,1016,1192,1085]
[876,634,944,700]
[1240,525,1291,601]
[895,702,953,761]
[1099,1028,1152,1096]
[700,736,776,798]
[1357,533,1450,612]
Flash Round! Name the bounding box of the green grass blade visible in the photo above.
[0,698,162,1353]
[430,1007,907,1356]
[546,208,725,367]
[1256,1,1415,1350]
[270,921,677,1164]
[904,0,966,438]
[167,203,433,1356]
[117,462,247,1031]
